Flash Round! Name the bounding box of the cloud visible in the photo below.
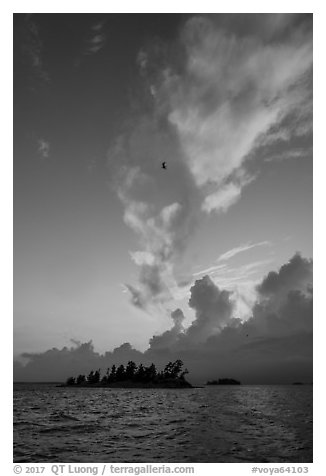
[73,19,107,66]
[84,21,106,55]
[14,254,313,384]
[162,15,312,213]
[210,260,273,296]
[186,275,234,342]
[17,14,50,88]
[149,308,186,350]
[91,20,106,32]
[192,257,273,318]
[217,241,271,262]
[256,252,312,306]
[108,118,199,311]
[264,147,312,162]
[124,284,147,310]
[37,139,50,159]
[202,182,242,214]
[14,340,145,383]
[192,263,227,277]
[14,16,313,385]
[185,253,312,380]
[120,194,188,308]
[85,34,106,55]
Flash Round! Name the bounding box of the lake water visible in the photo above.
[13,384,312,463]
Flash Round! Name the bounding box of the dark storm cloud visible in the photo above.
[14,254,313,384]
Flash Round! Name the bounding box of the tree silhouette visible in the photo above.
[108,364,116,383]
[87,370,94,384]
[116,364,126,381]
[163,361,174,379]
[145,363,157,382]
[65,360,190,387]
[136,363,145,382]
[126,360,137,380]
[87,369,100,384]
[76,374,86,385]
[93,369,101,384]
[171,359,184,378]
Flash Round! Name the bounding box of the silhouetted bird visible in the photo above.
[161,161,167,169]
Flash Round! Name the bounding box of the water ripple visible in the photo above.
[14,384,312,463]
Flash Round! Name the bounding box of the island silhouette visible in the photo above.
[206,378,241,385]
[63,359,193,388]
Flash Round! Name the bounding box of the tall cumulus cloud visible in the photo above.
[14,254,313,384]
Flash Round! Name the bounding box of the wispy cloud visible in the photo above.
[209,258,274,320]
[217,241,272,262]
[215,259,274,283]
[192,263,227,277]
[84,21,106,55]
[21,15,50,87]
[91,20,106,32]
[108,116,199,312]
[85,34,106,55]
[37,139,50,159]
[264,147,312,162]
[202,182,242,214]
[163,15,312,213]
[74,20,107,67]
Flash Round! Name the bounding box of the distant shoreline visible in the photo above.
[58,380,194,389]
[206,378,241,385]
[13,381,313,386]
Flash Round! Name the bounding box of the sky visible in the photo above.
[13,13,313,383]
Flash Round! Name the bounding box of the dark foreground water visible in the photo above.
[13,384,312,463]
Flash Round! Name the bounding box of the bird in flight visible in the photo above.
[161,161,167,170]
